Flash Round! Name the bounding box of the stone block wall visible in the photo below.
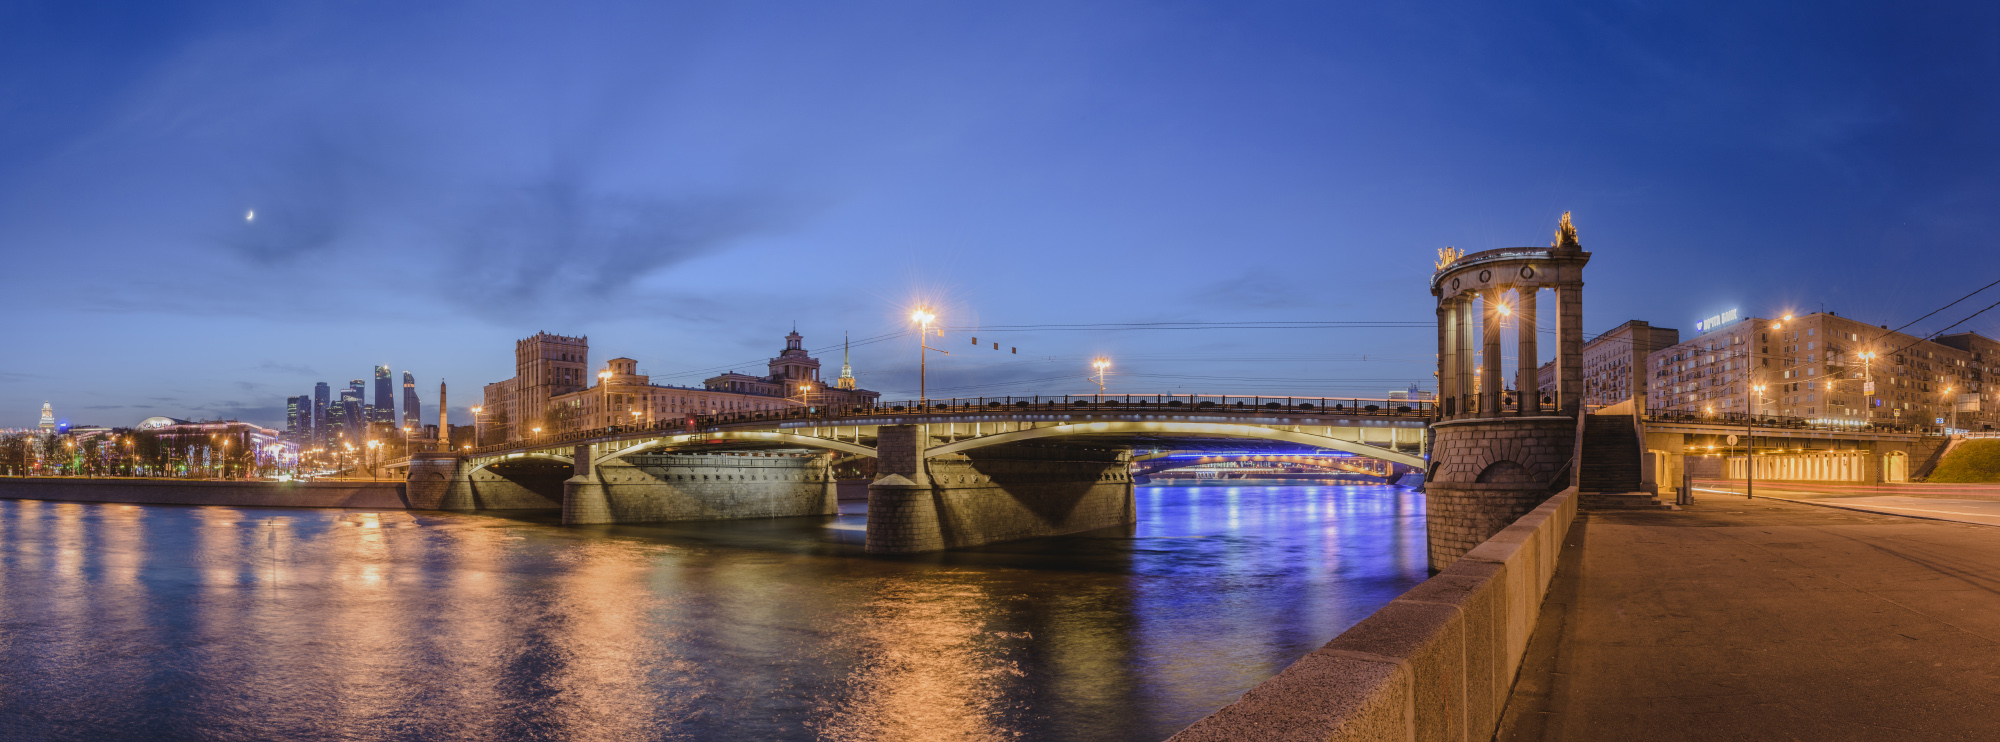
[1171,488,1579,742]
[565,452,835,524]
[866,436,1137,553]
[1427,417,1575,569]
[0,477,408,509]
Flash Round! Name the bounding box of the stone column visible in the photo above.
[867,424,941,553]
[1516,287,1538,415]
[1439,299,1459,419]
[1558,283,1586,416]
[562,442,613,524]
[1480,290,1503,417]
[1458,298,1477,417]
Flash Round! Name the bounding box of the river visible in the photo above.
[0,483,1426,741]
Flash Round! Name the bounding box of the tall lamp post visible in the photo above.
[598,370,613,431]
[1748,383,1766,499]
[912,308,942,406]
[1092,357,1111,395]
[470,406,484,447]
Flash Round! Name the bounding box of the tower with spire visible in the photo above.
[38,402,55,433]
[836,332,857,390]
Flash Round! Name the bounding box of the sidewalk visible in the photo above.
[1497,491,2000,741]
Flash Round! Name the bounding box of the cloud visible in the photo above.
[82,405,125,410]
[435,180,800,323]
[259,360,318,375]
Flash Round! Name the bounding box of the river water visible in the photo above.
[0,484,1426,742]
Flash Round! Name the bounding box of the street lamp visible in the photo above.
[1092,357,1111,395]
[912,308,943,406]
[1748,383,1766,499]
[598,370,613,430]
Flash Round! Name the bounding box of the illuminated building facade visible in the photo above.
[1645,311,1997,431]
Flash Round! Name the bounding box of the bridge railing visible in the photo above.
[1641,410,1940,436]
[461,394,1436,457]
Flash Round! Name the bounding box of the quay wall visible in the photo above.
[0,477,408,509]
[1170,487,1579,742]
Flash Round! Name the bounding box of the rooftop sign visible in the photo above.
[1695,309,1739,334]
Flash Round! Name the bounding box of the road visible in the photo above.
[1695,480,2000,527]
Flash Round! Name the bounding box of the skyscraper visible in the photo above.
[286,396,302,441]
[342,381,365,439]
[373,365,394,424]
[402,371,421,429]
[313,382,330,446]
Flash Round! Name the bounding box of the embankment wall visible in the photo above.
[0,477,408,509]
[1170,487,1579,742]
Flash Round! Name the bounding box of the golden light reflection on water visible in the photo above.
[0,486,1431,742]
[810,577,1012,741]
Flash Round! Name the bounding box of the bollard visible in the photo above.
[1678,467,1694,506]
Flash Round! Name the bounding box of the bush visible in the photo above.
[1928,439,2000,483]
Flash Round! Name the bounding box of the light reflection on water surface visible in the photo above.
[0,484,1425,741]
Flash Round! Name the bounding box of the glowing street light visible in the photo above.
[1092,357,1111,394]
[912,307,944,406]
[1747,383,1767,500]
[599,370,614,430]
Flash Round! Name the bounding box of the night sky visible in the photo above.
[6,1,1999,429]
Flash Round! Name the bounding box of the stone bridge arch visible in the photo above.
[592,431,876,467]
[923,421,1426,468]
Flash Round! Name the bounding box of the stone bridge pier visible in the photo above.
[866,424,1136,554]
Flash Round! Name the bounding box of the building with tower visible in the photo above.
[481,329,879,442]
[39,402,55,433]
[836,333,857,390]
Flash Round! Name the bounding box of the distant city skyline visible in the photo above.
[7,3,2000,428]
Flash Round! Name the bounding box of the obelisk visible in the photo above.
[438,380,449,449]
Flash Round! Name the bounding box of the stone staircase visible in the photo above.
[1578,414,1672,510]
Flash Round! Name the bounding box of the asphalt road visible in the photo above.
[1695,484,2000,527]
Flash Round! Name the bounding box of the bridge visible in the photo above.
[1129,452,1412,483]
[390,394,1432,552]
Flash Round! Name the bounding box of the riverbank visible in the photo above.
[1498,491,2000,740]
[0,476,407,509]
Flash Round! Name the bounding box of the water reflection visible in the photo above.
[0,484,1426,741]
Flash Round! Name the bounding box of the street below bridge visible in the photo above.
[1694,479,2000,528]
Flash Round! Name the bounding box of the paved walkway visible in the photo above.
[1497,491,2000,741]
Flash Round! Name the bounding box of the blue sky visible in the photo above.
[5,1,1999,429]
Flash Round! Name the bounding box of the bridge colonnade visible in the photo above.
[1427,216,1592,570]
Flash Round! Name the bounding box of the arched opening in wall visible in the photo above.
[468,458,569,510]
[1474,459,1536,484]
[1883,451,1908,483]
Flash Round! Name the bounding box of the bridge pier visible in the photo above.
[563,443,614,524]
[866,424,1137,554]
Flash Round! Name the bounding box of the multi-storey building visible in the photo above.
[1533,319,1680,410]
[286,396,303,441]
[372,366,395,424]
[401,371,421,429]
[1645,311,1997,431]
[312,382,330,446]
[483,330,881,442]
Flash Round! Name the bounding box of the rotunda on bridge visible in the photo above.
[1426,213,1591,569]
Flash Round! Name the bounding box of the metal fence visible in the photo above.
[458,394,1435,457]
[1641,410,1938,436]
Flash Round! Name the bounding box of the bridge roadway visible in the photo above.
[409,396,1435,472]
[390,395,1432,552]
